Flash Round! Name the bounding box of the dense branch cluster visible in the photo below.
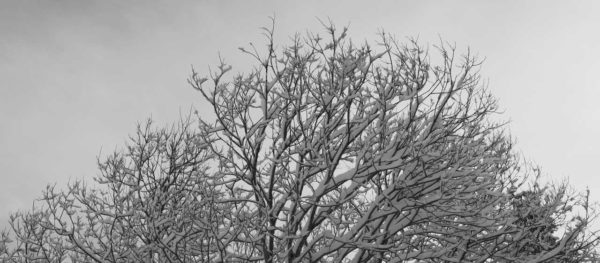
[1,24,598,262]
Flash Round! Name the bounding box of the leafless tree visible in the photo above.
[1,119,230,262]
[1,23,598,262]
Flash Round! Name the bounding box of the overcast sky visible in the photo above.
[1,1,600,229]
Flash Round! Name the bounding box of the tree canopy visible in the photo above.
[2,23,599,262]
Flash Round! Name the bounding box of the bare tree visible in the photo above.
[1,119,231,262]
[185,23,599,262]
[2,23,598,262]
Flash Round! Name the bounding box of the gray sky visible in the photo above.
[1,1,599,229]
